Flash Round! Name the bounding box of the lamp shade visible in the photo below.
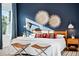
[68,23,74,28]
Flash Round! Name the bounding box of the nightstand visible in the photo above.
[66,38,79,51]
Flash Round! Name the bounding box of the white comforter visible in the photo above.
[12,37,66,56]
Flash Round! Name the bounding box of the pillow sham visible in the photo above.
[56,34,64,38]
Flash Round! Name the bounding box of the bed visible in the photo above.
[12,31,67,56]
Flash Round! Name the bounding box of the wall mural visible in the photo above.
[35,10,61,28]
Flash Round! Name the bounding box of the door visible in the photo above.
[2,3,12,48]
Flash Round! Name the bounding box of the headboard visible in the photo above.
[54,30,67,38]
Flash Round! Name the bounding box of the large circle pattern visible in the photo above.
[35,10,49,25]
[48,15,61,28]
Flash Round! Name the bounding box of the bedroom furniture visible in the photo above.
[67,28,76,38]
[11,31,67,56]
[12,38,66,56]
[11,43,30,56]
[68,22,76,38]
[31,44,51,56]
[66,38,79,51]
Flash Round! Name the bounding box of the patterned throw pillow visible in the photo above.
[35,33,50,38]
[42,33,50,38]
[35,34,41,38]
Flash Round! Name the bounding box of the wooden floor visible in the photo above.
[62,51,79,56]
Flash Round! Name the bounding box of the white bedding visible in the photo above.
[12,37,66,56]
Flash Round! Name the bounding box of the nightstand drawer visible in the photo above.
[66,38,79,51]
[67,39,78,44]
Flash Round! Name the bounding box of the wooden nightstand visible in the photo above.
[66,38,79,51]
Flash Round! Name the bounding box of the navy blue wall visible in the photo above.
[17,3,79,37]
[0,4,2,49]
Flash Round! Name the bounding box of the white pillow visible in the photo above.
[56,34,64,38]
[29,34,35,38]
[49,30,54,33]
[42,30,49,33]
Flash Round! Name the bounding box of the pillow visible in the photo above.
[29,34,35,38]
[32,30,42,34]
[49,30,54,33]
[50,33,63,39]
[42,31,49,33]
[56,34,64,38]
[35,34,42,38]
[53,33,57,38]
[35,33,50,38]
[50,33,54,38]
[46,33,50,38]
[42,33,47,38]
[42,33,50,38]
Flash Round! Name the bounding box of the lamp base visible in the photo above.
[71,36,75,39]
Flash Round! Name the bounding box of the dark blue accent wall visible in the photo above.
[17,3,79,37]
[0,4,2,49]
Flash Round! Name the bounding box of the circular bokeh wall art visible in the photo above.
[35,10,49,25]
[48,15,61,28]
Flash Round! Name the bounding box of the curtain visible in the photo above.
[0,4,2,49]
[9,3,17,40]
